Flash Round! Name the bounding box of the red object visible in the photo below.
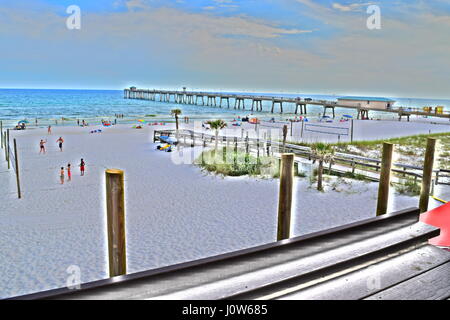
[420,202,450,247]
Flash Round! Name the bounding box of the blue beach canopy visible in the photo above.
[343,115,353,118]
[18,120,29,124]
[159,136,177,144]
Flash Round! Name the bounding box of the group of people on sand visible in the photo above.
[59,159,85,184]
[115,114,125,118]
[39,130,86,184]
[39,136,64,154]
[15,123,27,130]
[101,119,116,126]
[76,119,89,127]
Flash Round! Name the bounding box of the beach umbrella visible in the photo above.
[18,120,29,124]
[343,115,353,119]
[138,119,145,123]
[420,202,450,248]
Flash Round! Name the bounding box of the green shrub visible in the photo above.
[297,171,307,178]
[395,178,421,196]
[196,149,277,177]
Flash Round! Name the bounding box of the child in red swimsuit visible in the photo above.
[80,159,85,176]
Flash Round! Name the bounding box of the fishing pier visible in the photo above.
[124,88,450,121]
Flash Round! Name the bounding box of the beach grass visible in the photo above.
[394,178,422,196]
[289,132,450,169]
[195,149,277,177]
[196,149,313,178]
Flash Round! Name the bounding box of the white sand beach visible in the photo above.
[0,120,448,298]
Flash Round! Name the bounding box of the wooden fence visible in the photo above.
[1,123,21,199]
[153,129,448,185]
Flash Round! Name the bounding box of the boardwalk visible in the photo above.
[124,88,450,121]
[153,129,449,186]
[12,208,450,300]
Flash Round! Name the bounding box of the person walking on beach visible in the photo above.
[39,139,47,154]
[79,159,85,176]
[60,167,65,185]
[56,137,64,152]
[48,125,52,134]
[67,163,72,181]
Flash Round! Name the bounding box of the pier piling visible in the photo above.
[105,169,127,277]
[376,143,394,216]
[277,154,294,241]
[419,138,437,213]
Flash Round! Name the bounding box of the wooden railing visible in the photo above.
[153,129,448,185]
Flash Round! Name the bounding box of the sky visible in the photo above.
[0,0,449,99]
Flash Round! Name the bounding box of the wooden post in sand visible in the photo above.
[376,143,394,216]
[256,139,260,161]
[277,154,294,241]
[3,132,6,160]
[13,139,21,199]
[282,125,288,153]
[419,138,437,213]
[245,132,249,155]
[6,129,10,169]
[350,119,354,143]
[105,169,127,277]
[0,121,3,149]
[222,136,227,163]
[301,120,305,139]
[234,137,238,167]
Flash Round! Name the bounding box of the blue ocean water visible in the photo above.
[0,89,449,127]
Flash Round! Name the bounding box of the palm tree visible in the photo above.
[171,109,182,132]
[310,142,335,191]
[206,119,227,152]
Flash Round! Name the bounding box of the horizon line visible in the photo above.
[1,87,450,101]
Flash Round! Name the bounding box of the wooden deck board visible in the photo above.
[275,245,450,300]
[11,208,449,301]
[365,261,450,300]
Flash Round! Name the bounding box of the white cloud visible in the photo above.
[125,0,148,11]
[332,2,373,12]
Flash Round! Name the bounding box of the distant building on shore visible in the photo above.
[337,96,396,110]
